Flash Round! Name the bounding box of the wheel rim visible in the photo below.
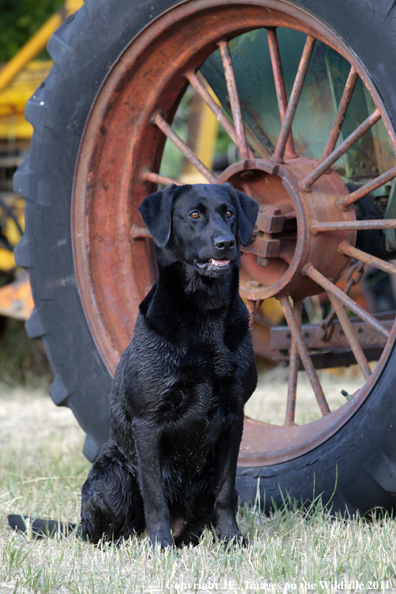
[72,0,396,465]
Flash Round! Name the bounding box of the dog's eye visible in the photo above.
[190,211,200,219]
[226,210,233,218]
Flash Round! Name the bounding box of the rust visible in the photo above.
[271,312,391,351]
[303,263,390,338]
[279,296,331,416]
[152,113,217,183]
[266,28,297,158]
[219,156,355,302]
[321,66,359,162]
[217,41,250,160]
[327,293,371,380]
[272,35,315,162]
[239,317,396,466]
[242,234,281,258]
[246,297,261,333]
[285,299,302,426]
[339,241,396,275]
[299,108,381,191]
[320,260,365,340]
[256,205,287,233]
[311,218,396,234]
[130,224,152,240]
[185,70,255,158]
[70,0,396,467]
[337,165,396,210]
[140,168,182,187]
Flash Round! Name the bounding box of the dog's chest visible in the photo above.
[161,399,233,481]
[180,332,237,377]
[158,345,242,474]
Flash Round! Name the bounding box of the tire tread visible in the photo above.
[14,235,34,269]
[25,308,46,340]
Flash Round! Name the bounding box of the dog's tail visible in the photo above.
[8,514,82,539]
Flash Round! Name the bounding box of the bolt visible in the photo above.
[341,389,353,402]
[247,280,261,287]
[257,257,270,267]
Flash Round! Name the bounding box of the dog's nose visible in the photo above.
[214,235,236,251]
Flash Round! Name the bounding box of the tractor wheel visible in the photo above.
[15,0,396,514]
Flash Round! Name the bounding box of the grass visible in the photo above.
[0,317,53,389]
[2,385,396,593]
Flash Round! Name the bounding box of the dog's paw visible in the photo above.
[217,530,247,547]
[149,527,174,550]
[215,523,248,547]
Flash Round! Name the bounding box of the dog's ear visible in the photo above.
[138,184,180,248]
[229,187,259,246]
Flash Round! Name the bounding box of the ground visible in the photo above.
[1,369,395,594]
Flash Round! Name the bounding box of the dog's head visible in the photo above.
[139,183,259,277]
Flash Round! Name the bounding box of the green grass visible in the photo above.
[2,386,396,593]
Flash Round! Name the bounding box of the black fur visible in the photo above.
[9,183,259,548]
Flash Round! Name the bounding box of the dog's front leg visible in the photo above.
[132,419,173,548]
[214,414,245,543]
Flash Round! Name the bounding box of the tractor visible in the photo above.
[5,0,396,515]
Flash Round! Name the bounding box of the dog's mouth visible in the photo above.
[195,258,231,273]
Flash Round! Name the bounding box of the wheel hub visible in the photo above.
[218,157,356,301]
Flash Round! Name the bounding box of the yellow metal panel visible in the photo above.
[0,272,34,320]
[0,0,83,94]
[0,61,51,139]
[0,248,16,272]
[182,84,219,180]
[0,15,62,93]
[260,298,284,324]
[65,0,84,13]
[194,98,219,169]
[0,199,24,271]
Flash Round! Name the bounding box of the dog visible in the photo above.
[9,182,259,548]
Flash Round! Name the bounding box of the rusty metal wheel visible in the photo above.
[16,0,396,513]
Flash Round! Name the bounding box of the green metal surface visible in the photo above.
[200,27,394,180]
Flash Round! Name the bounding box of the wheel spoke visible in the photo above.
[185,70,253,157]
[130,224,152,239]
[140,168,183,187]
[279,296,331,416]
[321,66,359,162]
[152,112,217,183]
[299,108,381,191]
[311,218,396,234]
[327,293,371,380]
[266,28,297,159]
[339,241,396,275]
[272,35,316,163]
[246,298,261,333]
[285,299,302,426]
[320,260,365,339]
[303,263,390,338]
[337,165,396,210]
[217,41,250,160]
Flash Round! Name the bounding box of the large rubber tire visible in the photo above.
[14,0,396,514]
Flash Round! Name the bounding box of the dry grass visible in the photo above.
[0,319,53,389]
[245,363,365,425]
[1,380,396,593]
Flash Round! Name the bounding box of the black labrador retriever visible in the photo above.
[9,182,259,548]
